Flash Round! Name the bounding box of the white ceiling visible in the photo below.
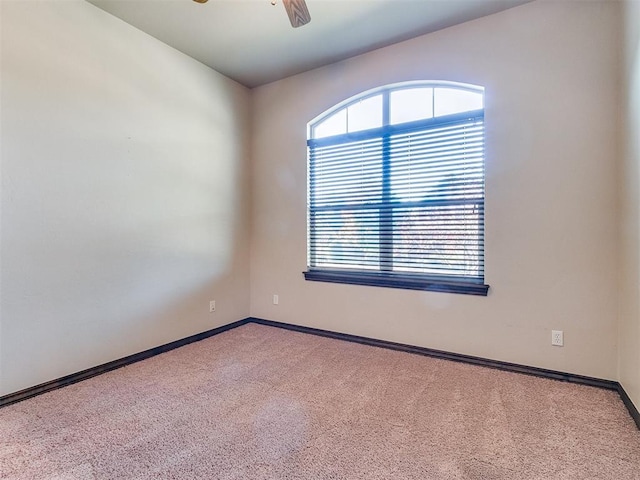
[88,0,532,88]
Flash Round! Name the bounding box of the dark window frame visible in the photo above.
[304,83,489,296]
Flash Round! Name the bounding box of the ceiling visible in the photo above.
[88,0,532,88]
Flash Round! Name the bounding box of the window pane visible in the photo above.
[390,88,433,125]
[310,138,383,207]
[393,204,483,278]
[311,209,380,269]
[347,95,382,133]
[434,88,483,117]
[389,121,485,203]
[314,109,347,138]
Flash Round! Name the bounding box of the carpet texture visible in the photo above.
[1,323,639,479]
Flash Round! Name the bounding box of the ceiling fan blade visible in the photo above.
[282,0,311,28]
[192,0,208,3]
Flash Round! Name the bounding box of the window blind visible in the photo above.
[308,111,485,283]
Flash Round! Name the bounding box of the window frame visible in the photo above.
[304,82,490,296]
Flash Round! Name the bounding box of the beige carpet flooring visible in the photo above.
[1,323,639,479]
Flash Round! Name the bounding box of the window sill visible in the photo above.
[303,270,489,296]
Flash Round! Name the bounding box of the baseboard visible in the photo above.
[618,383,640,430]
[249,317,618,391]
[0,318,250,408]
[251,317,640,430]
[3,315,637,432]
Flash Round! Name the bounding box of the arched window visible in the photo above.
[304,82,488,295]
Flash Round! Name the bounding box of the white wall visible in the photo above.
[619,0,640,412]
[250,0,620,380]
[0,0,251,396]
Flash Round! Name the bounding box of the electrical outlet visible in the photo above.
[273,294,279,305]
[551,330,563,347]
[209,300,216,313]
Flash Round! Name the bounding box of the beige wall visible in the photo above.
[250,0,620,380]
[619,0,640,411]
[0,0,251,396]
[0,0,629,398]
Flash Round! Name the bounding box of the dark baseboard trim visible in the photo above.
[0,318,250,408]
[3,315,638,431]
[618,383,640,430]
[248,317,618,391]
[250,317,640,430]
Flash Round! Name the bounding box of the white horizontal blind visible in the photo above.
[308,111,485,283]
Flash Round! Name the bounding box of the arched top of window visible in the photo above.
[309,81,484,140]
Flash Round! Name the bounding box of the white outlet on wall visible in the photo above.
[273,294,279,305]
[551,330,563,347]
[209,300,216,313]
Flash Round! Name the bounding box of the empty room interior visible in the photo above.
[1,0,640,478]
